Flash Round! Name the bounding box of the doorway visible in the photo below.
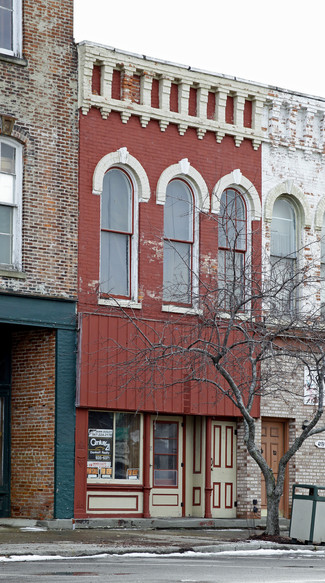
[211,420,237,518]
[0,333,10,517]
[261,419,288,517]
[149,416,183,517]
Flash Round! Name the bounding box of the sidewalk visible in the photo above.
[0,517,320,558]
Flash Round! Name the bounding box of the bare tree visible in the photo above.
[101,199,325,537]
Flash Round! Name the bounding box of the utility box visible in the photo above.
[290,484,325,544]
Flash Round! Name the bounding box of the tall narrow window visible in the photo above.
[153,421,178,486]
[0,0,22,57]
[270,197,297,314]
[100,168,133,297]
[163,179,194,304]
[321,215,325,316]
[0,139,21,268]
[218,188,247,310]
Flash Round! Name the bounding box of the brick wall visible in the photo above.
[10,329,56,519]
[0,0,78,299]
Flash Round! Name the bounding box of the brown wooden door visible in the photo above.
[261,419,288,517]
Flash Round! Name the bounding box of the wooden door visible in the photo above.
[211,421,236,518]
[261,419,288,517]
[149,417,183,517]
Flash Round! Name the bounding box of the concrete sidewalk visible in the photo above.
[0,517,319,558]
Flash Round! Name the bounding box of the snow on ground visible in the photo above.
[1,548,325,562]
[19,527,47,532]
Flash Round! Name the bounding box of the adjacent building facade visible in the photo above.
[0,0,78,518]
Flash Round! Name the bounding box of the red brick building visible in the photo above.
[0,0,78,518]
[75,42,266,519]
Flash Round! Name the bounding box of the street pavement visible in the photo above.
[0,518,320,558]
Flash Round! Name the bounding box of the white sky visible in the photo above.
[74,0,325,100]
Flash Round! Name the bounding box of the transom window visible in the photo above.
[0,138,21,268]
[0,0,22,57]
[218,188,247,310]
[270,197,297,314]
[87,411,141,482]
[100,168,133,297]
[163,179,194,305]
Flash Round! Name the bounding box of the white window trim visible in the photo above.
[93,148,150,305]
[0,0,22,58]
[269,194,303,313]
[218,186,253,313]
[0,136,22,271]
[212,169,261,221]
[163,177,199,310]
[98,298,142,309]
[157,162,204,310]
[99,165,138,301]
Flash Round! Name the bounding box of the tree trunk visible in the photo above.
[265,490,281,536]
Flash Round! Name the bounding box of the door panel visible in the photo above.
[211,421,236,518]
[261,419,287,516]
[150,417,183,517]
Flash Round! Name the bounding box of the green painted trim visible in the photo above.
[54,329,76,519]
[0,293,76,329]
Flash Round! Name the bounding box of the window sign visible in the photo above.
[87,411,140,482]
[304,368,319,405]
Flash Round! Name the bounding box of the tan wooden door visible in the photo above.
[261,419,287,516]
[211,421,237,518]
[149,416,183,517]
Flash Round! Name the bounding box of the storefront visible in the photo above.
[75,409,237,519]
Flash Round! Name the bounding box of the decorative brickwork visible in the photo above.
[10,329,56,519]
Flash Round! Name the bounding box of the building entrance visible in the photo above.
[0,334,10,517]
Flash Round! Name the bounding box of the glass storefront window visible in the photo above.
[87,411,141,482]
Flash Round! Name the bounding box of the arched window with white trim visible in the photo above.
[270,197,297,313]
[218,188,247,310]
[163,179,195,305]
[100,167,134,297]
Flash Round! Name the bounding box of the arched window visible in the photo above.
[163,179,194,305]
[0,137,22,269]
[218,188,247,309]
[270,197,297,313]
[100,168,133,297]
[321,215,325,315]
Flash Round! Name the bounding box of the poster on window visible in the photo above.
[304,368,319,405]
[88,428,113,463]
[87,461,113,479]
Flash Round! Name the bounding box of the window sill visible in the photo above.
[0,267,26,279]
[0,52,27,66]
[162,304,202,315]
[98,298,142,309]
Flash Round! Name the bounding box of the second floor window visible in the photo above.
[321,215,325,316]
[218,188,247,310]
[100,168,133,297]
[163,179,194,305]
[270,197,297,314]
[0,0,22,57]
[0,138,21,268]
